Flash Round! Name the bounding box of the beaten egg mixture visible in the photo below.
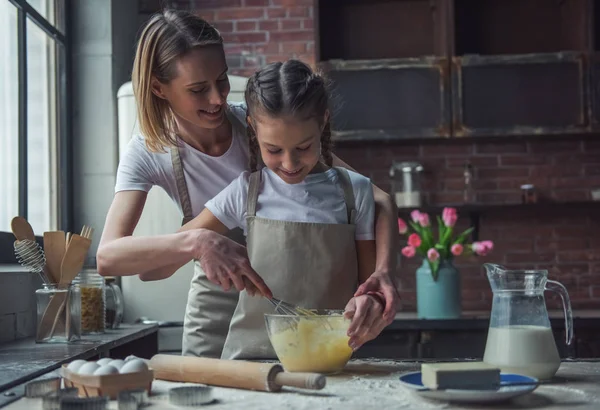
[269,316,353,373]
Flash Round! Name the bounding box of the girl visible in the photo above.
[180,59,384,358]
[97,9,397,358]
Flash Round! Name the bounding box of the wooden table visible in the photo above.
[3,359,600,409]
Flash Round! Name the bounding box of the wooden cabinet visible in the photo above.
[316,0,597,140]
[317,0,452,139]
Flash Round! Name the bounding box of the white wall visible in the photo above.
[71,0,139,258]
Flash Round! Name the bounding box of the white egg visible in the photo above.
[124,355,140,362]
[93,365,119,376]
[119,359,149,374]
[108,359,125,370]
[96,358,113,366]
[77,362,100,375]
[66,360,87,373]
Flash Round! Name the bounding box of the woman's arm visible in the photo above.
[97,191,199,277]
[345,240,388,350]
[356,240,377,284]
[332,154,400,322]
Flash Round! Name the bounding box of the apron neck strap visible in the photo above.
[247,167,357,223]
[247,171,261,217]
[334,167,357,225]
[171,144,194,225]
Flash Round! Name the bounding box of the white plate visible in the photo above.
[399,371,539,404]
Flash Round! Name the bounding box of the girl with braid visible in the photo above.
[181,59,385,359]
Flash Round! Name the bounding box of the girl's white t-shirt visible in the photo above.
[205,168,375,241]
[115,103,249,217]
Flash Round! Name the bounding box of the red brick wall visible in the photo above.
[335,138,600,312]
[139,0,600,311]
[140,0,315,76]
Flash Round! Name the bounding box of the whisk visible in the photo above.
[268,297,317,316]
[14,239,51,284]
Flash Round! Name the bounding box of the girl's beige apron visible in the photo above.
[221,167,359,360]
[172,109,246,358]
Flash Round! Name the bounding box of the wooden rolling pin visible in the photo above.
[149,354,326,392]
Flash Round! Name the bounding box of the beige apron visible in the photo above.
[221,167,359,360]
[173,109,247,358]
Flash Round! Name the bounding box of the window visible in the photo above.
[0,0,71,264]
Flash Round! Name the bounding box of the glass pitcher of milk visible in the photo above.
[482,263,573,380]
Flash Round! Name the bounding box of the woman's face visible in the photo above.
[251,113,326,184]
[152,45,230,130]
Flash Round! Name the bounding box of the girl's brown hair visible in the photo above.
[244,60,333,172]
[132,9,223,152]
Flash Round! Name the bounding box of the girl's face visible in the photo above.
[251,113,327,184]
[152,45,230,130]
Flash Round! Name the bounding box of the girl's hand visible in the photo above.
[343,294,387,351]
[194,229,272,298]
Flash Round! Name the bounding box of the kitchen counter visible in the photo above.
[390,310,600,330]
[4,359,600,409]
[0,324,158,407]
[356,310,600,360]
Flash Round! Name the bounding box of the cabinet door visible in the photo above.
[591,54,600,130]
[452,52,588,137]
[321,58,452,141]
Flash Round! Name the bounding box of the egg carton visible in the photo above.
[60,363,153,400]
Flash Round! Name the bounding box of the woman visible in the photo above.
[97,9,399,358]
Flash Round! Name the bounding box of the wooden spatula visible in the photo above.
[43,231,66,284]
[11,216,35,241]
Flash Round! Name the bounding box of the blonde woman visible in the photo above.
[97,9,399,358]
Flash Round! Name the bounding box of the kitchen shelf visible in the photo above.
[397,200,600,241]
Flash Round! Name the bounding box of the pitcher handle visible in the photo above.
[545,280,573,345]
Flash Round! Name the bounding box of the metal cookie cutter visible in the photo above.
[25,378,61,398]
[168,386,214,406]
[117,388,149,410]
[42,387,78,410]
[58,396,108,410]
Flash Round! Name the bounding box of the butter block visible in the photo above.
[421,362,501,390]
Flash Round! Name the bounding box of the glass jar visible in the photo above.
[35,283,81,343]
[104,277,124,329]
[390,161,424,208]
[73,269,106,334]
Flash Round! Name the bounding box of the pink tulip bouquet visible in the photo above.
[398,208,494,280]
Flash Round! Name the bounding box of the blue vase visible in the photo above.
[416,258,461,319]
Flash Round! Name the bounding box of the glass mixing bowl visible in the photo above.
[265,310,353,374]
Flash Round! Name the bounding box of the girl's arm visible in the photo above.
[332,154,399,322]
[97,191,271,296]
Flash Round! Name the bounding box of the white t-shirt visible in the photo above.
[205,168,375,241]
[115,103,249,217]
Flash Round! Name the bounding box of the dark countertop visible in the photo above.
[388,310,600,330]
[0,324,158,394]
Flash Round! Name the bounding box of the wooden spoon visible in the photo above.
[43,231,66,284]
[11,216,35,241]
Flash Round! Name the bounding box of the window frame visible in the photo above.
[0,0,72,264]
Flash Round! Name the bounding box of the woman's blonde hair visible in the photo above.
[132,9,223,152]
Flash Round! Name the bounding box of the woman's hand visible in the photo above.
[343,294,387,351]
[194,229,272,298]
[354,270,400,324]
